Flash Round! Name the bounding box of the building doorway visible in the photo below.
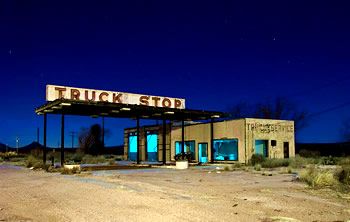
[146,132,158,162]
[255,140,268,157]
[198,143,208,163]
[283,142,289,158]
[128,132,137,161]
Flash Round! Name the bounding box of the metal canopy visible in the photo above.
[35,99,226,120]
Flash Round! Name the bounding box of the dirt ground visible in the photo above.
[0,164,349,222]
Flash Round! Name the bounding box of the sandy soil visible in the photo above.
[0,164,349,222]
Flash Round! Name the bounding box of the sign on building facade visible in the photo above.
[46,84,186,109]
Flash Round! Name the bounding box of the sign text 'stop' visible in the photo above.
[46,85,186,109]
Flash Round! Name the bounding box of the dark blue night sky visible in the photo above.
[0,1,349,147]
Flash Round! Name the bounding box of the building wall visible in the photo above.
[245,118,295,160]
[124,118,295,164]
[170,119,246,163]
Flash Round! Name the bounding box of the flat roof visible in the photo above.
[35,99,227,121]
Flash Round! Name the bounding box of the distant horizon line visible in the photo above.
[1,140,350,150]
[0,141,123,150]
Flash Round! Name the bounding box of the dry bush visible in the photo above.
[254,164,261,171]
[335,165,350,186]
[26,155,41,168]
[68,152,84,163]
[250,154,265,166]
[289,155,314,168]
[0,151,18,160]
[108,159,116,165]
[300,165,339,188]
[337,157,350,166]
[261,158,290,168]
[279,167,293,174]
[81,155,106,164]
[61,167,81,175]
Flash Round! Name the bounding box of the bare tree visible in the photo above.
[228,97,308,132]
[78,124,105,155]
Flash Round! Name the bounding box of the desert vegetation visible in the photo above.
[1,149,350,192]
[248,153,350,192]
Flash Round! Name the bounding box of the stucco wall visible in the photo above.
[245,118,295,160]
[124,118,295,164]
[170,119,246,163]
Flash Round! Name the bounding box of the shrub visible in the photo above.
[289,155,312,168]
[336,157,350,166]
[320,156,337,165]
[0,151,18,160]
[70,152,84,163]
[335,165,350,186]
[279,167,293,174]
[61,166,80,175]
[26,155,41,168]
[300,165,339,188]
[174,152,192,162]
[33,161,44,169]
[299,149,320,158]
[223,165,230,171]
[108,159,116,165]
[81,155,106,164]
[250,154,265,166]
[9,157,25,162]
[261,158,290,168]
[25,155,50,170]
[254,164,261,171]
[313,171,339,187]
[0,157,3,162]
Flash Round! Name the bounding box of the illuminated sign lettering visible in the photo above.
[46,85,185,109]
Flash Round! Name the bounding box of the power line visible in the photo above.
[308,100,350,119]
[286,76,350,99]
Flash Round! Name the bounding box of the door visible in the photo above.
[146,133,158,162]
[198,143,208,163]
[283,142,289,158]
[128,133,137,161]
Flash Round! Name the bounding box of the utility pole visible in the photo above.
[16,137,19,153]
[37,127,40,143]
[69,131,76,149]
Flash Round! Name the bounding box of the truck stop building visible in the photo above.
[36,84,295,166]
[124,118,295,164]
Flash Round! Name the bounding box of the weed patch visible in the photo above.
[61,166,81,175]
[81,155,106,164]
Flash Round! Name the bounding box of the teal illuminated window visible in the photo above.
[175,141,195,160]
[255,140,268,157]
[128,132,137,161]
[146,132,158,162]
[213,139,238,161]
[198,143,208,163]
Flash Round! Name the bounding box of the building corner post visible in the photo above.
[162,118,167,165]
[60,113,65,167]
[210,118,214,163]
[43,113,47,165]
[181,119,185,153]
[136,117,140,164]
